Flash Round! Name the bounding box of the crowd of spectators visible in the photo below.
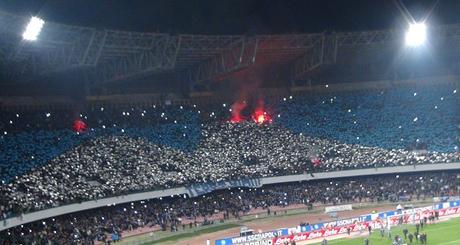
[0,84,458,218]
[277,85,460,152]
[277,85,458,152]
[0,105,201,183]
[1,122,458,218]
[1,171,458,244]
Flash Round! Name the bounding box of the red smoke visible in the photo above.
[230,101,246,123]
[230,99,272,124]
[311,158,322,168]
[73,119,87,133]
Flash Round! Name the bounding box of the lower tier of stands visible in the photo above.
[1,167,459,244]
[2,162,459,231]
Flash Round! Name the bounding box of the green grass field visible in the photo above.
[115,201,444,245]
[118,216,460,245]
[312,217,460,245]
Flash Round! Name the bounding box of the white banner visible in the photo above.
[325,204,352,213]
[234,240,272,245]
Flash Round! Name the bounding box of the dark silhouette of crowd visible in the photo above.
[0,171,458,245]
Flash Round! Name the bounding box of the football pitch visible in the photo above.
[312,217,460,245]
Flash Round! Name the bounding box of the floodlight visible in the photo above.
[23,17,45,41]
[405,23,426,47]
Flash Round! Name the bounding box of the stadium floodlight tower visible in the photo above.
[405,22,427,47]
[22,16,45,41]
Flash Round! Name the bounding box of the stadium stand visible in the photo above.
[0,83,459,219]
[0,171,458,244]
[276,84,458,152]
[1,2,460,244]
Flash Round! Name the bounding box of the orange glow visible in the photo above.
[257,114,265,123]
[253,109,271,124]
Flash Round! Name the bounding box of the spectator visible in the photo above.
[0,171,457,244]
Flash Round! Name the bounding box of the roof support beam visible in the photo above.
[291,34,338,80]
[183,37,259,85]
[87,35,180,86]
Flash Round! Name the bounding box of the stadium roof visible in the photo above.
[1,0,460,93]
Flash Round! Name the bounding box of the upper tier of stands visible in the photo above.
[0,81,458,218]
[277,84,458,152]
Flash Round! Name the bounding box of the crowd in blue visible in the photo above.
[0,105,201,183]
[276,85,458,152]
[0,83,458,185]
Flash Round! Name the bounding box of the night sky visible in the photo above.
[1,0,459,34]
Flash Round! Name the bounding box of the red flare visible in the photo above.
[252,109,271,124]
[73,119,87,133]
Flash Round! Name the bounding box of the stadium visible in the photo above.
[0,0,459,244]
